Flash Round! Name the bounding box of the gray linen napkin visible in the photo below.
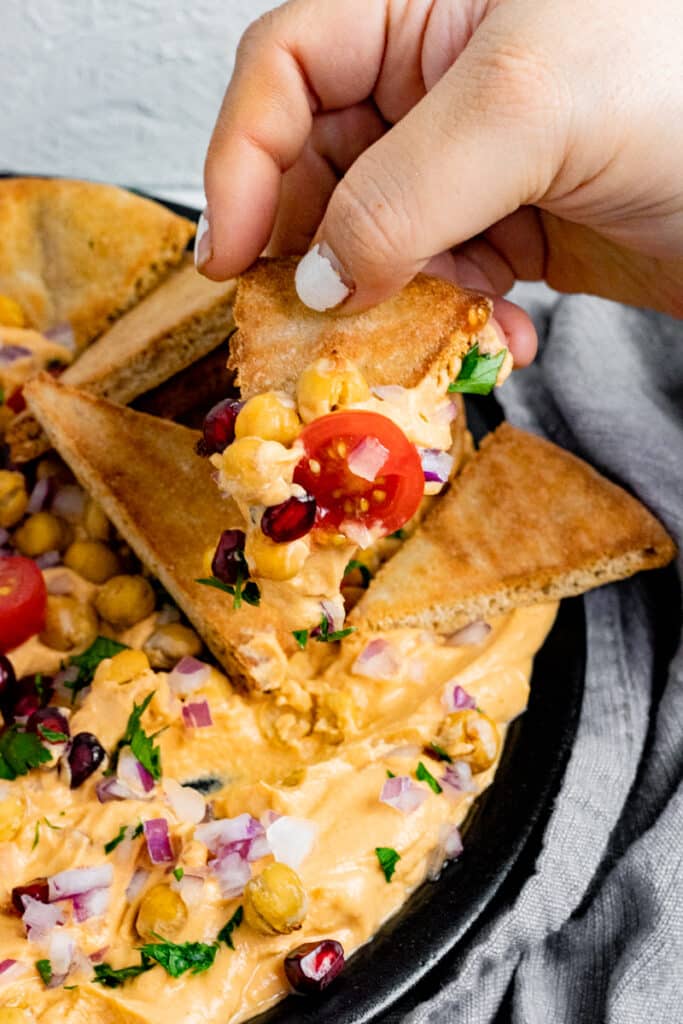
[400,287,683,1024]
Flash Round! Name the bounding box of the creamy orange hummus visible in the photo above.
[0,602,557,1023]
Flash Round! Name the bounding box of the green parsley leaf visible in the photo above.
[389,528,405,540]
[42,816,61,830]
[32,821,40,849]
[36,959,53,986]
[104,824,129,855]
[39,726,69,743]
[106,692,162,781]
[375,846,401,883]
[386,769,396,779]
[344,559,373,589]
[416,761,443,794]
[291,629,309,649]
[314,614,355,644]
[93,955,155,988]
[140,937,218,978]
[131,821,144,839]
[0,726,51,781]
[195,574,261,609]
[217,905,244,950]
[427,742,453,764]
[448,344,507,396]
[173,867,184,882]
[67,636,129,700]
[34,673,47,702]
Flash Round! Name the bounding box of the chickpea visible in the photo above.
[95,575,155,629]
[13,512,69,557]
[0,295,26,328]
[94,648,150,685]
[83,497,111,541]
[243,862,307,936]
[63,540,120,584]
[0,792,25,841]
[235,392,301,446]
[218,437,295,507]
[296,358,370,423]
[136,884,188,941]
[40,595,98,652]
[0,470,28,528]
[144,623,202,670]
[245,531,309,581]
[436,709,500,773]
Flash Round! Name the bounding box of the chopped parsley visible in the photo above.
[375,846,401,883]
[173,867,184,882]
[314,614,355,644]
[292,629,309,650]
[32,821,40,850]
[427,742,453,764]
[141,936,218,978]
[36,958,53,986]
[448,344,507,396]
[93,955,155,988]
[39,726,69,743]
[386,769,396,778]
[105,692,162,781]
[104,824,129,855]
[195,574,261,609]
[344,559,373,588]
[67,636,129,700]
[217,905,244,950]
[0,726,51,781]
[416,761,443,794]
[389,528,405,540]
[34,673,48,702]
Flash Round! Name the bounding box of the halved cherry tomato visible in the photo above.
[0,556,47,653]
[294,411,424,536]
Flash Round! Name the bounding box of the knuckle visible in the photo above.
[467,35,567,125]
[330,163,415,270]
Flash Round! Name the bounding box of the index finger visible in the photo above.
[200,0,387,280]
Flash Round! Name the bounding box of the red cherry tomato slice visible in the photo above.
[0,556,47,653]
[294,411,424,536]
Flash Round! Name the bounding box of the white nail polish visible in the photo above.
[194,208,212,269]
[294,243,351,311]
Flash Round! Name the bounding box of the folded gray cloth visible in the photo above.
[401,287,683,1024]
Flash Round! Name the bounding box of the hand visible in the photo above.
[199,0,683,364]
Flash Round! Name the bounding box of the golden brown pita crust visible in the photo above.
[0,178,194,348]
[24,375,297,689]
[229,256,494,398]
[8,258,236,462]
[351,423,676,631]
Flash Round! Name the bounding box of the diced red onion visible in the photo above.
[174,873,205,907]
[385,744,421,760]
[71,887,110,923]
[46,571,75,596]
[195,813,264,854]
[45,322,76,351]
[51,485,85,522]
[0,344,31,364]
[442,683,477,712]
[0,960,28,985]
[352,638,400,681]
[210,851,251,899]
[27,477,51,514]
[88,947,109,964]
[266,815,317,869]
[319,598,345,635]
[260,809,281,829]
[143,819,174,864]
[427,823,464,881]
[22,895,65,940]
[96,776,137,803]
[182,699,213,729]
[372,385,406,402]
[163,779,206,825]
[441,760,477,800]
[419,448,454,483]
[125,868,149,904]
[380,775,428,815]
[445,620,491,647]
[347,436,389,482]
[35,549,61,569]
[167,656,211,696]
[47,929,75,981]
[116,748,154,797]
[432,399,459,425]
[48,864,113,902]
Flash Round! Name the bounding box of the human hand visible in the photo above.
[199,0,683,364]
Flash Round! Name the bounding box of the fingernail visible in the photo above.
[294,242,353,311]
[194,208,212,269]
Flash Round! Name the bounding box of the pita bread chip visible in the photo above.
[0,178,194,348]
[229,256,499,398]
[24,374,297,691]
[351,423,676,632]
[8,258,235,462]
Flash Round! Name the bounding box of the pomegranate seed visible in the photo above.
[211,529,247,585]
[284,939,345,994]
[68,732,106,789]
[2,674,53,723]
[0,656,16,709]
[261,495,316,544]
[196,398,243,456]
[11,878,49,915]
[26,707,70,743]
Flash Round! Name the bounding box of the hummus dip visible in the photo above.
[0,601,557,1023]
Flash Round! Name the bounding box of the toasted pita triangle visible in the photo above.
[229,256,495,398]
[8,257,236,462]
[24,374,296,689]
[0,178,194,348]
[351,423,676,631]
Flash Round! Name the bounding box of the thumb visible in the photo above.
[295,35,566,313]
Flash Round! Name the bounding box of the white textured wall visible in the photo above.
[1,0,275,205]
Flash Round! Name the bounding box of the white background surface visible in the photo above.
[1,0,275,207]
